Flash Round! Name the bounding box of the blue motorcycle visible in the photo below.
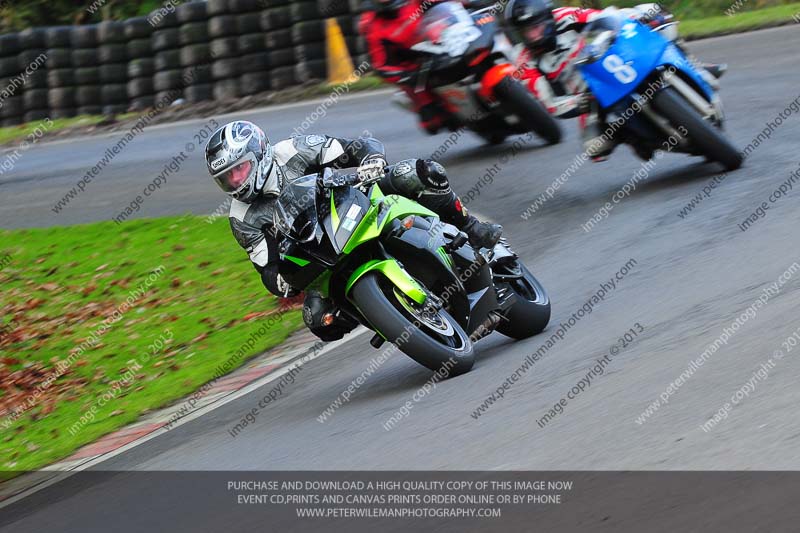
[576,9,742,170]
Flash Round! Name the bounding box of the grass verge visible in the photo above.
[681,3,800,39]
[0,116,109,145]
[317,74,386,95]
[0,214,303,473]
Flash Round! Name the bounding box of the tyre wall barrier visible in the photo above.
[2,0,372,125]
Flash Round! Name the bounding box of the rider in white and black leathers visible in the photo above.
[206,121,502,341]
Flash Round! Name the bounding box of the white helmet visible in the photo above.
[205,121,282,202]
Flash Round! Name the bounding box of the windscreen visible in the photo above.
[274,174,318,242]
[583,8,624,38]
[414,1,482,57]
[578,9,624,63]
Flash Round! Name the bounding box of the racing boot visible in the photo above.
[582,112,616,162]
[696,62,727,91]
[415,160,503,249]
[704,63,727,79]
[462,216,503,250]
[434,191,502,249]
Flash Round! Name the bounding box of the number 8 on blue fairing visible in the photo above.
[602,54,637,84]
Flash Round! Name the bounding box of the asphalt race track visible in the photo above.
[2,26,800,531]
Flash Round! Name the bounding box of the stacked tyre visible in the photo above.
[342,9,369,70]
[289,2,323,86]
[290,3,365,85]
[261,0,294,91]
[151,7,183,106]
[207,0,243,101]
[333,6,369,71]
[234,0,271,97]
[71,25,103,116]
[46,26,76,120]
[177,1,214,104]
[19,28,49,124]
[0,0,374,125]
[125,17,156,111]
[97,21,130,116]
[0,33,23,127]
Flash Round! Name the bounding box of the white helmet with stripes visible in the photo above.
[205,121,282,202]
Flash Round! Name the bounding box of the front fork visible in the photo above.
[661,68,725,126]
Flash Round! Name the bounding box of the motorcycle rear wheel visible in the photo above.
[496,263,551,340]
[351,273,475,376]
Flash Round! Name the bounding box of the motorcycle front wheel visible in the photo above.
[652,87,743,171]
[493,76,562,145]
[351,273,474,376]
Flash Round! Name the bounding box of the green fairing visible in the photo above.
[345,259,427,305]
[437,247,454,268]
[307,270,332,297]
[330,193,340,231]
[370,184,384,202]
[342,186,437,255]
[282,255,311,267]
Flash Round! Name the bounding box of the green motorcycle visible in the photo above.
[274,168,551,376]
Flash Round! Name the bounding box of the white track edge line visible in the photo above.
[0,327,370,510]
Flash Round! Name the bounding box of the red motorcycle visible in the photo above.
[396,1,562,145]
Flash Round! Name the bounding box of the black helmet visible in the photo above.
[369,0,406,17]
[504,0,557,54]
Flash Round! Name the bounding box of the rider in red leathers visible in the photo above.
[360,0,551,136]
[359,0,459,134]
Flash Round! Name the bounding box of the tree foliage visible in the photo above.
[0,0,162,31]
